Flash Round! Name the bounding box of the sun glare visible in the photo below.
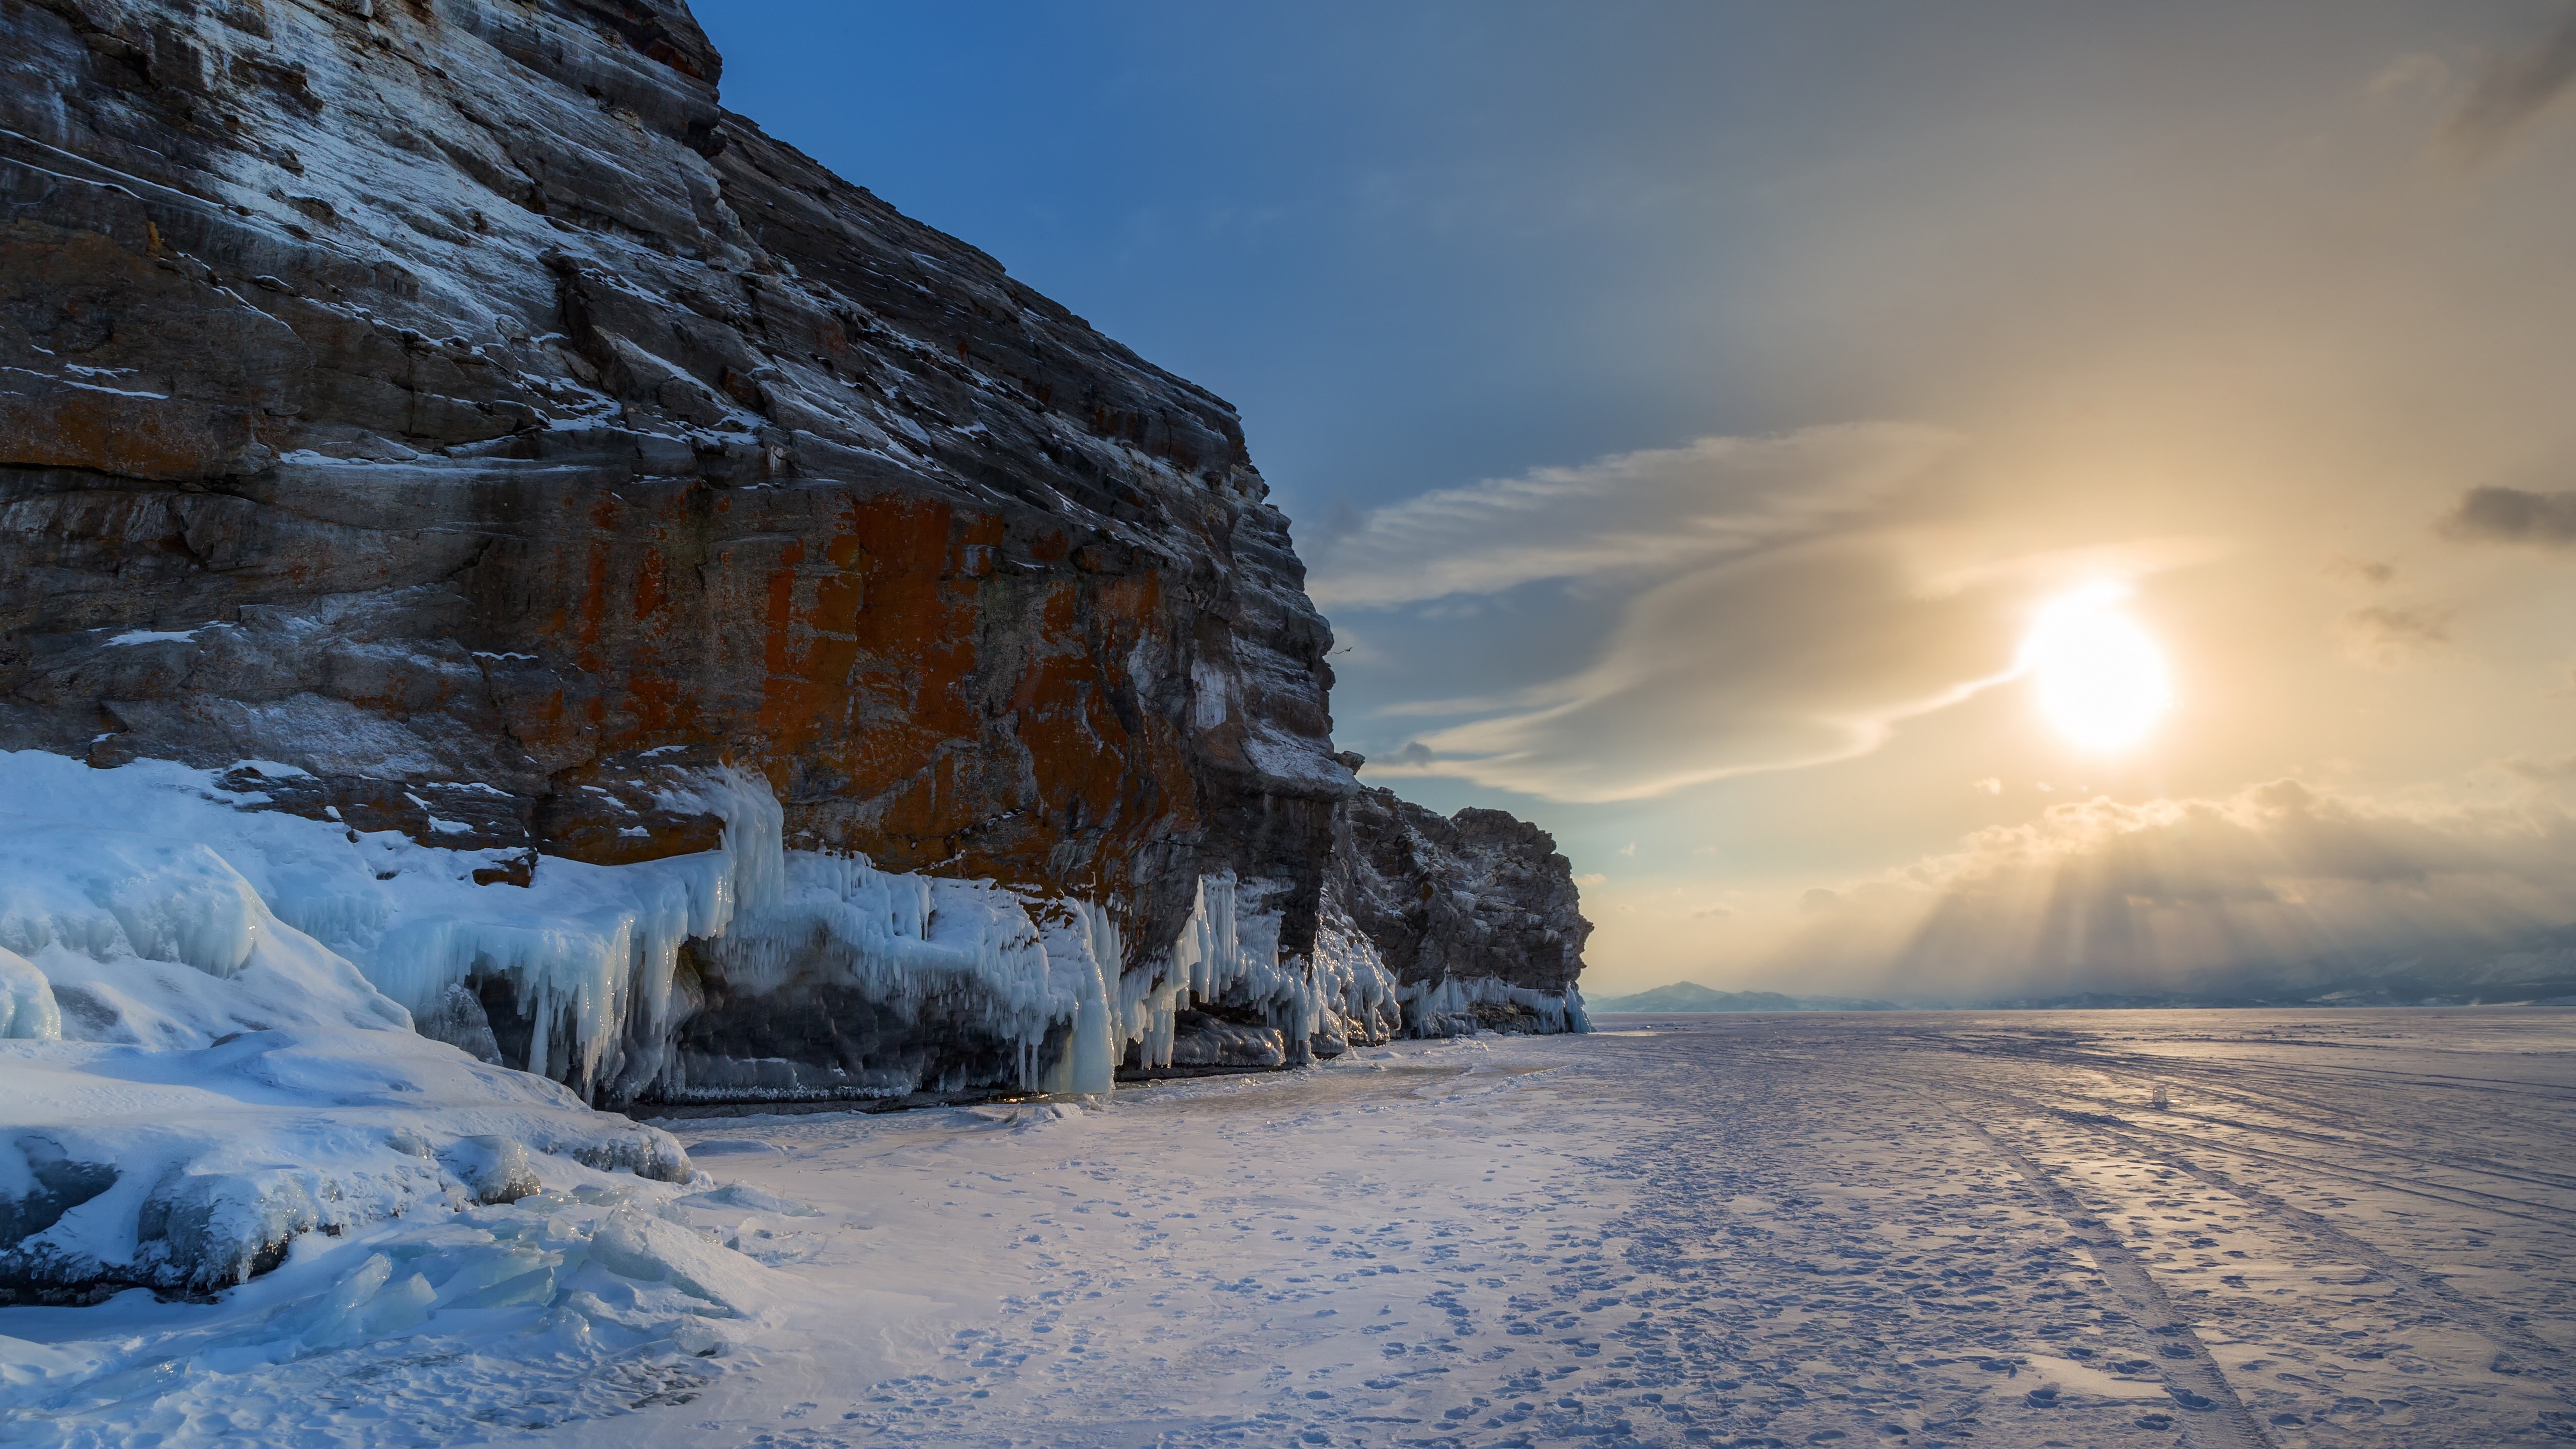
[2020,585,2172,751]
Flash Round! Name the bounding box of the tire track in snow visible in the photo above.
[1947,1105,2278,1449]
[2035,1106,2576,1408]
[2037,1099,2576,1228]
[1948,1040,2576,1222]
[2071,1062,2576,1196]
[2108,1100,2576,1199]
[1967,1031,2576,1121]
[2021,1053,2576,1199]
[1926,1067,2576,1441]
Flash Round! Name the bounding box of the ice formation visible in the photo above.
[0,1165,795,1432]
[0,746,1440,1307]
[1119,876,1404,1071]
[0,947,59,1040]
[0,751,1419,1120]
[1311,903,1410,1055]
[1400,974,1592,1039]
[0,750,762,1101]
[0,804,694,1300]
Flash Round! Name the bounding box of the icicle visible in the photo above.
[1399,976,1592,1037]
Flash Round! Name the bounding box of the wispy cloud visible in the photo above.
[1377,536,2030,801]
[1306,424,1956,609]
[2321,553,2397,587]
[1334,424,2237,802]
[2338,602,2453,669]
[2442,7,2576,166]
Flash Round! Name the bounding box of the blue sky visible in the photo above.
[694,3,1820,502]
[693,2,2576,997]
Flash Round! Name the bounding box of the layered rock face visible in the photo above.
[1325,780,1592,1039]
[0,0,1584,1105]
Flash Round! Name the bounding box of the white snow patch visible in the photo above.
[0,365,169,401]
[402,793,474,835]
[1240,725,1357,792]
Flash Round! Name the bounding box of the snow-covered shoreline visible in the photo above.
[0,750,705,1302]
[11,1009,2569,1446]
[0,750,1585,1315]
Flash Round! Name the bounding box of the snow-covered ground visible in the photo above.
[7,1009,2573,1446]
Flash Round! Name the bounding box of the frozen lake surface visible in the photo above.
[9,1010,2574,1446]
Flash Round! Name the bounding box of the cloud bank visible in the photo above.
[2442,486,2576,547]
[1763,781,2576,1000]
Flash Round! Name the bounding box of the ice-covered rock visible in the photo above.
[0,0,1587,1126]
[0,746,1444,1132]
[0,948,58,1041]
[0,830,264,979]
[0,1175,792,1428]
[1326,781,1594,1037]
[440,1135,541,1205]
[0,0,1367,1103]
[0,770,699,1302]
[1165,1012,1290,1069]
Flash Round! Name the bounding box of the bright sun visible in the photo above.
[2020,584,2172,750]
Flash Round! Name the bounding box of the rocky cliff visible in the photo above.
[1325,777,1592,1038]
[0,0,1585,1107]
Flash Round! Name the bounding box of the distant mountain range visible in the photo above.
[1586,983,1901,1014]
[1589,935,2576,1015]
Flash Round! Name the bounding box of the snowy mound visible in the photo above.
[0,768,692,1303]
[1,1170,794,1437]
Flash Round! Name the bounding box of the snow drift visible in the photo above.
[0,785,693,1302]
[0,1162,800,1435]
